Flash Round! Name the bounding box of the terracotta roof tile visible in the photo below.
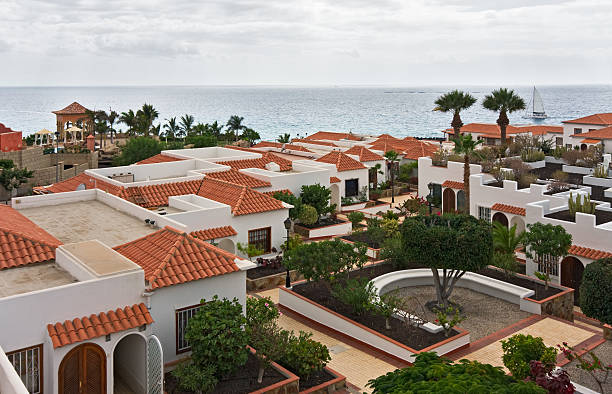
[218,152,292,172]
[330,176,341,183]
[305,131,361,141]
[573,126,612,140]
[33,172,123,195]
[263,189,293,197]
[47,303,153,348]
[190,226,237,241]
[114,227,240,289]
[376,134,400,140]
[315,151,366,172]
[205,169,271,188]
[563,113,612,126]
[516,125,563,135]
[581,139,602,144]
[136,153,185,165]
[52,102,90,115]
[252,141,313,152]
[568,245,612,260]
[344,145,384,162]
[442,180,465,190]
[292,138,338,147]
[0,205,62,270]
[491,203,526,216]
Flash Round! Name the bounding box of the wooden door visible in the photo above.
[59,344,106,394]
[442,188,455,213]
[561,256,585,305]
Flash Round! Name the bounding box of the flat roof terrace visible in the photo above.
[19,200,157,247]
[0,263,76,298]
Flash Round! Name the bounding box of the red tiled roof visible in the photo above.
[190,226,237,241]
[292,138,338,147]
[52,102,90,115]
[0,205,62,270]
[442,180,464,189]
[572,126,612,140]
[252,141,313,152]
[491,203,526,216]
[33,172,123,195]
[401,140,439,160]
[376,134,400,140]
[136,153,185,165]
[47,303,153,348]
[568,245,612,260]
[263,189,293,197]
[114,227,240,289]
[516,125,563,135]
[344,145,384,162]
[316,151,366,172]
[305,131,361,141]
[205,169,271,188]
[581,139,602,144]
[219,152,292,172]
[444,123,523,136]
[0,123,20,134]
[563,113,612,126]
[330,176,341,183]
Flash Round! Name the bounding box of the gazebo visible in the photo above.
[34,129,54,145]
[52,102,93,143]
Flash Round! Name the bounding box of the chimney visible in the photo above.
[86,134,95,151]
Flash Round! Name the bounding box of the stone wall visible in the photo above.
[540,288,575,322]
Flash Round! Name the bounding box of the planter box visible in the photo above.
[340,201,368,211]
[299,367,346,394]
[294,221,352,239]
[359,203,392,217]
[604,324,612,341]
[247,270,304,292]
[250,347,300,394]
[583,175,612,188]
[279,286,470,363]
[339,237,381,259]
[562,164,594,175]
[524,159,546,169]
[545,156,567,165]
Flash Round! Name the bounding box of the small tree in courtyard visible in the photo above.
[0,160,33,197]
[524,223,572,290]
[300,184,336,221]
[579,257,612,325]
[395,214,492,308]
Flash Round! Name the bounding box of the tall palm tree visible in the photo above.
[482,88,526,148]
[119,110,137,137]
[453,134,482,213]
[105,109,118,143]
[384,150,400,204]
[277,133,291,143]
[226,115,246,143]
[163,117,180,142]
[139,103,159,137]
[180,114,194,137]
[434,90,477,137]
[209,121,224,138]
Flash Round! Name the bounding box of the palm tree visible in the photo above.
[163,117,180,142]
[241,128,260,146]
[277,133,291,143]
[492,222,525,255]
[105,110,118,143]
[482,88,526,148]
[226,115,246,143]
[209,121,224,138]
[384,150,400,204]
[139,103,159,137]
[452,134,482,213]
[119,110,137,137]
[434,90,477,137]
[180,114,194,137]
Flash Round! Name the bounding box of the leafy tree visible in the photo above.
[163,117,180,142]
[434,90,477,136]
[298,204,318,226]
[113,137,162,165]
[272,191,302,220]
[452,134,482,213]
[482,88,526,148]
[384,150,400,204]
[0,160,33,195]
[277,133,291,143]
[395,214,493,308]
[226,115,246,142]
[185,134,217,148]
[246,297,286,383]
[240,128,260,146]
[367,352,545,394]
[501,334,557,380]
[300,183,336,220]
[524,223,571,284]
[579,257,612,325]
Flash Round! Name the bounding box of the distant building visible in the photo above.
[0,123,22,152]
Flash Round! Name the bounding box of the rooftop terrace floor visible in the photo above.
[19,200,156,247]
[0,263,76,298]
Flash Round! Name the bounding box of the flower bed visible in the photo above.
[294,219,351,239]
[544,208,612,225]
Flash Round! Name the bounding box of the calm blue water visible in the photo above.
[0,85,611,140]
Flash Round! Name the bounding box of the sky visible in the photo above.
[0,0,611,86]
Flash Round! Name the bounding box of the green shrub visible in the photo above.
[518,173,538,188]
[520,149,545,162]
[380,218,399,238]
[347,211,365,228]
[332,278,376,316]
[300,184,335,218]
[237,242,264,259]
[246,296,279,328]
[113,137,162,166]
[501,334,557,380]
[493,252,519,279]
[579,257,612,325]
[367,352,545,393]
[568,192,596,216]
[278,331,331,379]
[298,204,318,225]
[184,133,217,148]
[171,362,217,393]
[374,292,407,330]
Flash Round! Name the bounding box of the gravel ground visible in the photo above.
[563,340,612,393]
[391,286,532,341]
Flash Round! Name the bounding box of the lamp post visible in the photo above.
[427,182,434,215]
[54,131,60,183]
[283,217,292,288]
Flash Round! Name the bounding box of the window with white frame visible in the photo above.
[176,304,202,353]
[478,206,491,222]
[7,344,42,394]
[537,254,559,276]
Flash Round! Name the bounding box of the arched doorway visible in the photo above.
[510,216,525,234]
[218,238,235,254]
[442,188,455,213]
[456,190,466,213]
[492,212,509,227]
[330,184,340,212]
[561,256,585,305]
[580,144,587,151]
[113,333,147,394]
[59,343,106,394]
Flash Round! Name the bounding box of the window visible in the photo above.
[574,128,582,134]
[537,254,559,276]
[486,138,496,145]
[176,304,202,353]
[556,137,563,146]
[589,129,596,132]
[345,179,359,197]
[7,345,42,393]
[478,206,491,222]
[565,144,573,149]
[248,227,271,253]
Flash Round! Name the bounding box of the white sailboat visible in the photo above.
[523,86,548,119]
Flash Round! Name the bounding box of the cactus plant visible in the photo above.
[593,164,608,178]
[568,193,596,216]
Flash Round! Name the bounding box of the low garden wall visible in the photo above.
[339,237,381,260]
[545,156,567,165]
[294,221,352,239]
[249,357,299,394]
[279,286,470,363]
[247,270,304,292]
[562,164,593,175]
[583,175,612,188]
[524,159,546,169]
[300,367,346,394]
[358,203,392,217]
[340,201,368,211]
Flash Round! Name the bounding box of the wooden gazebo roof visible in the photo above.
[52,102,90,115]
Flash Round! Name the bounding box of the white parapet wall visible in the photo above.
[0,344,28,394]
[418,157,483,197]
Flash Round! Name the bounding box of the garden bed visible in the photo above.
[247,264,286,279]
[544,208,612,225]
[296,217,344,229]
[294,219,351,239]
[340,232,381,249]
[476,266,561,300]
[298,368,337,391]
[164,352,298,394]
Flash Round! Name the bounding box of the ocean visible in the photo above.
[0,85,611,141]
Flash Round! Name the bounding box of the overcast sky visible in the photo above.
[0,0,610,86]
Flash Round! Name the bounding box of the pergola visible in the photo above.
[34,128,54,145]
[52,102,93,143]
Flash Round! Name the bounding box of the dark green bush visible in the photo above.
[580,257,612,325]
[278,331,331,379]
[332,278,376,316]
[501,334,557,380]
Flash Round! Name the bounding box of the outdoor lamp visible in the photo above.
[283,217,292,288]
